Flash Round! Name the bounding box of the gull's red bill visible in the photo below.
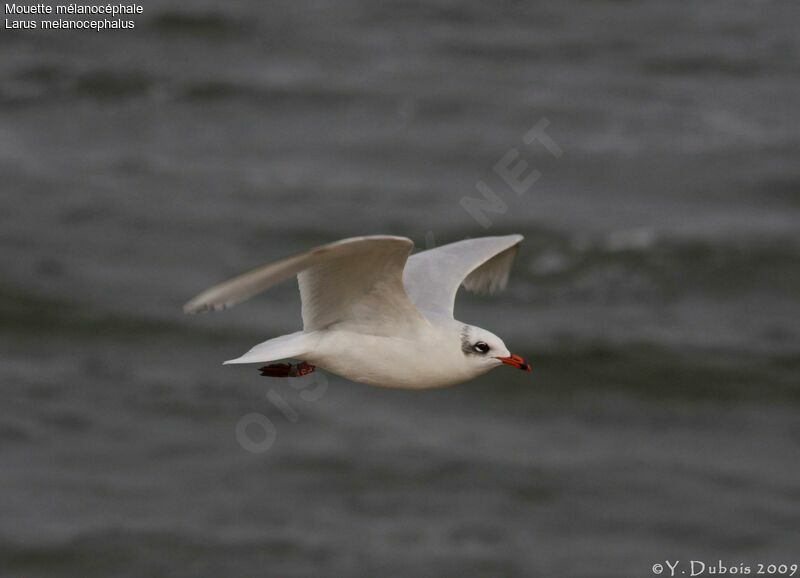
[495,353,532,372]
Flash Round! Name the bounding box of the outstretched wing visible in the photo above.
[184,236,428,333]
[403,235,523,318]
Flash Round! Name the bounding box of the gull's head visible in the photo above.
[458,324,531,375]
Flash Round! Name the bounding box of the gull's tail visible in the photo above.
[223,331,321,365]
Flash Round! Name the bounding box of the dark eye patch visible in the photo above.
[473,341,490,354]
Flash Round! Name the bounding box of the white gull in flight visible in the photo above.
[184,235,530,389]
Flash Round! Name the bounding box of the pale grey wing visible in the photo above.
[403,235,523,318]
[184,236,428,333]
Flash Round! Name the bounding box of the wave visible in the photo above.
[148,11,248,38]
[512,227,800,304]
[3,64,371,109]
[4,65,156,106]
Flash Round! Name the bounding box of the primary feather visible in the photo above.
[184,235,427,334]
[402,234,523,317]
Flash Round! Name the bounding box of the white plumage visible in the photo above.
[184,235,530,389]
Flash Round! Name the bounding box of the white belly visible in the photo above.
[306,329,480,389]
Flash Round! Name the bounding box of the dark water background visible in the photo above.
[1,1,799,576]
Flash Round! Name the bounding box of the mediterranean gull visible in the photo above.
[184,235,530,389]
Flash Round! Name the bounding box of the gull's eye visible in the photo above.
[473,341,490,354]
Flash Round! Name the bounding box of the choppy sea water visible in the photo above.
[1,1,799,576]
